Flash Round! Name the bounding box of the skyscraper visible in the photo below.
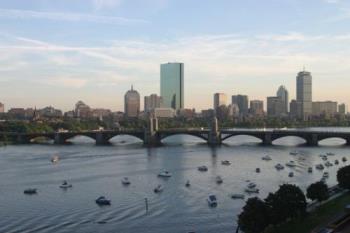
[144,94,163,112]
[160,62,184,110]
[213,93,227,110]
[232,95,249,116]
[250,100,264,116]
[277,85,289,115]
[267,96,284,117]
[296,70,312,120]
[339,103,347,115]
[124,85,140,118]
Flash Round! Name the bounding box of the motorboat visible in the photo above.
[207,195,218,207]
[95,196,111,205]
[323,172,329,179]
[322,156,328,161]
[158,171,172,178]
[24,188,37,195]
[308,167,313,173]
[245,187,260,194]
[325,161,333,167]
[316,164,324,170]
[256,168,261,173]
[335,160,339,165]
[154,185,163,193]
[231,194,245,199]
[121,177,131,185]
[247,182,257,189]
[286,161,296,168]
[262,155,272,161]
[216,176,223,184]
[326,152,335,156]
[198,166,208,172]
[275,163,285,170]
[289,172,294,178]
[290,151,298,156]
[342,157,347,162]
[221,160,231,165]
[185,180,191,187]
[60,180,73,189]
[51,155,59,163]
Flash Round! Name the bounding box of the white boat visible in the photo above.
[275,163,285,170]
[326,152,335,156]
[207,195,218,207]
[316,164,325,170]
[216,176,223,184]
[121,177,131,185]
[290,151,298,156]
[323,172,329,179]
[289,172,294,177]
[262,155,272,161]
[158,171,172,178]
[51,155,59,163]
[59,180,73,189]
[322,156,328,161]
[221,160,231,165]
[325,161,333,167]
[308,167,313,173]
[286,161,296,168]
[198,166,208,172]
[231,194,245,199]
[245,187,260,194]
[185,180,191,187]
[154,185,163,193]
[247,182,257,189]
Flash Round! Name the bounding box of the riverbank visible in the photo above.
[266,192,350,233]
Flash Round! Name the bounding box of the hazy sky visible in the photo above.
[0,0,349,111]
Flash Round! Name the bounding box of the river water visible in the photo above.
[0,129,349,233]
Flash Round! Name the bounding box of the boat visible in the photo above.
[262,155,272,161]
[231,194,245,199]
[247,182,257,189]
[185,180,191,187]
[275,163,284,170]
[158,171,172,178]
[95,196,111,205]
[335,160,339,165]
[321,177,327,183]
[322,156,328,161]
[24,188,37,195]
[207,195,218,207]
[342,157,347,162]
[245,187,260,194]
[198,166,208,172]
[51,155,59,163]
[316,164,324,170]
[154,185,163,193]
[216,176,223,184]
[286,161,296,168]
[323,172,329,179]
[325,161,333,167]
[221,160,231,165]
[290,151,298,156]
[289,172,294,177]
[326,152,335,156]
[60,180,73,189]
[256,168,261,173]
[121,177,131,185]
[308,167,313,173]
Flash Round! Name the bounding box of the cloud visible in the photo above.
[42,76,88,88]
[92,0,123,10]
[0,8,149,25]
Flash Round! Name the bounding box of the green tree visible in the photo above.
[337,165,350,189]
[238,197,270,233]
[306,181,329,202]
[265,184,307,225]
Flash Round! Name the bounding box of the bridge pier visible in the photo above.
[95,132,110,145]
[144,116,161,147]
[208,117,221,146]
[262,133,272,146]
[54,133,66,145]
[307,134,319,146]
[346,138,350,146]
[16,134,30,144]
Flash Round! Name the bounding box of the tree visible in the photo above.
[306,181,329,202]
[337,165,350,189]
[265,184,307,225]
[238,197,270,233]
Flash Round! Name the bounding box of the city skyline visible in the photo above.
[1,0,350,110]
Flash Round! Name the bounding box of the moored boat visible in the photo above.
[121,177,131,185]
[24,188,37,195]
[207,195,218,207]
[198,166,208,172]
[60,180,73,189]
[154,185,163,193]
[158,171,172,178]
[95,196,111,205]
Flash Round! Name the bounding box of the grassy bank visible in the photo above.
[266,192,350,233]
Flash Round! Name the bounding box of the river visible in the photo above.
[0,129,349,233]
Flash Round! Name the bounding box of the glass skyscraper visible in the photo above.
[296,70,312,120]
[160,62,184,110]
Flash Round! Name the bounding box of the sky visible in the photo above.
[0,0,349,111]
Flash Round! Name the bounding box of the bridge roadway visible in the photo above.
[1,128,350,146]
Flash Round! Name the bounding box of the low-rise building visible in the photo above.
[312,101,338,116]
[152,108,175,118]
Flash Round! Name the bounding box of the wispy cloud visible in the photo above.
[92,0,123,10]
[0,8,149,25]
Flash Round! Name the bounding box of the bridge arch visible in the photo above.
[29,136,55,143]
[221,134,264,143]
[271,136,307,146]
[160,132,208,142]
[107,134,144,143]
[318,137,347,146]
[64,134,96,143]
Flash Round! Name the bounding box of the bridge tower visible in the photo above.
[208,116,221,146]
[144,115,161,147]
